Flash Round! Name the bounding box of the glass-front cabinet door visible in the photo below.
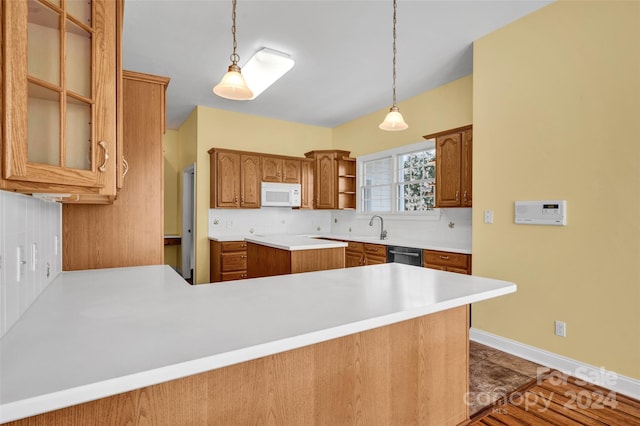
[2,0,116,193]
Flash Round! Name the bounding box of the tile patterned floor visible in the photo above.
[468,341,551,415]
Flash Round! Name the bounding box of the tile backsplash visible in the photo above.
[209,207,332,237]
[209,206,472,248]
[0,190,62,337]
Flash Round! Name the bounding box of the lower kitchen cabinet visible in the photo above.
[423,249,472,275]
[210,240,248,282]
[62,71,169,270]
[344,241,387,267]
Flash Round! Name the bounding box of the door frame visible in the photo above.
[181,163,196,280]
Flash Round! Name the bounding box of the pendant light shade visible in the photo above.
[379,0,408,131]
[214,64,253,100]
[213,0,253,100]
[379,106,408,131]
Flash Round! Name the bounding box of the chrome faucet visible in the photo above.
[369,215,387,240]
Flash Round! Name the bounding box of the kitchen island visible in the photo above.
[245,235,348,278]
[0,264,515,425]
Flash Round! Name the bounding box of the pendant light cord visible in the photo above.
[230,0,239,65]
[392,0,398,107]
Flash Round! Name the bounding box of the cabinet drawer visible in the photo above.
[221,241,247,252]
[423,250,469,269]
[221,271,248,281]
[221,252,247,271]
[345,241,364,252]
[363,243,385,256]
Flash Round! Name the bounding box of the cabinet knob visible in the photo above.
[241,255,247,259]
[439,255,450,260]
[463,191,468,202]
[455,190,460,202]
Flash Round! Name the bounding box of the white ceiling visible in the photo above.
[122,0,552,130]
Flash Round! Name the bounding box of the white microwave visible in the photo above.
[261,182,301,207]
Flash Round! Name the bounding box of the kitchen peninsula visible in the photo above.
[0,264,515,425]
[245,235,347,278]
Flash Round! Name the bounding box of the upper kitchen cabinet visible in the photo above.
[1,0,120,202]
[261,156,300,184]
[63,71,169,270]
[427,125,472,208]
[209,149,261,208]
[304,150,355,209]
[299,158,314,209]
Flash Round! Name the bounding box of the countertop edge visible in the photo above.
[0,283,515,423]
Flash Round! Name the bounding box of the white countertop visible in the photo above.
[0,264,514,422]
[245,235,348,251]
[209,233,471,254]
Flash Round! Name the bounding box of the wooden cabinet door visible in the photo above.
[300,160,314,209]
[345,251,363,268]
[216,152,241,207]
[240,155,261,208]
[435,133,462,207]
[282,159,301,183]
[2,0,116,195]
[364,255,387,266]
[461,130,473,207]
[261,157,282,182]
[315,153,336,209]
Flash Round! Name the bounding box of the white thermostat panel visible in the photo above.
[514,200,566,226]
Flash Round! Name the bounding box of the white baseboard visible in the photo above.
[470,328,640,400]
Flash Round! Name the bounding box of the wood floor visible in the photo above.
[469,370,640,425]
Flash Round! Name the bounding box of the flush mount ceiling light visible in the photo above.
[242,48,295,100]
[213,0,253,100]
[379,0,408,131]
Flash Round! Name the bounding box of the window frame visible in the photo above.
[356,140,440,220]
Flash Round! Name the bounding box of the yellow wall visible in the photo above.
[333,76,473,156]
[163,129,180,269]
[189,106,333,284]
[472,1,640,378]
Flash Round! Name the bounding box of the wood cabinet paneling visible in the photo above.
[1,0,120,203]
[299,159,314,209]
[5,307,469,426]
[304,150,355,210]
[247,243,345,278]
[429,125,472,208]
[423,249,471,275]
[209,149,261,208]
[62,71,169,270]
[210,240,248,282]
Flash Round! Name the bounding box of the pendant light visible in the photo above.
[379,0,408,131]
[213,0,253,100]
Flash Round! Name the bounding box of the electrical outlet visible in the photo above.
[555,320,566,337]
[484,210,494,224]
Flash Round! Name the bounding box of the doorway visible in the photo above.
[181,163,196,282]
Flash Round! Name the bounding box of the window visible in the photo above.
[358,140,437,215]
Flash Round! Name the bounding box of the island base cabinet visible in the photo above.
[247,242,345,278]
[3,306,469,426]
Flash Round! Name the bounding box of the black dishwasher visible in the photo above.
[386,245,423,266]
